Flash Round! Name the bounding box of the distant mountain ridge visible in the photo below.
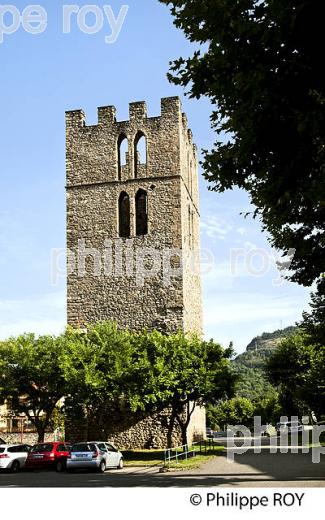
[232,326,298,401]
[245,326,298,353]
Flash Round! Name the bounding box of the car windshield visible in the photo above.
[0,448,5,453]
[31,444,53,453]
[71,443,97,452]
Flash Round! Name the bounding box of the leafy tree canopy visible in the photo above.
[61,322,134,410]
[0,334,68,442]
[300,276,325,347]
[207,397,255,429]
[129,331,237,445]
[0,323,237,446]
[160,0,325,286]
[266,332,325,417]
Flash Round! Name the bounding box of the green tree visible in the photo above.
[0,334,67,442]
[253,394,283,425]
[61,322,134,437]
[207,397,255,429]
[160,0,325,287]
[266,332,325,417]
[130,331,237,446]
[301,277,325,347]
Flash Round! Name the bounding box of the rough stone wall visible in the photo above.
[65,97,204,447]
[78,409,183,450]
[180,113,202,334]
[66,97,201,334]
[65,405,206,450]
[0,433,55,445]
[66,177,184,333]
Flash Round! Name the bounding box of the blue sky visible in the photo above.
[0,1,311,353]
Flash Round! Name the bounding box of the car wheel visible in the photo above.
[11,461,20,473]
[117,458,124,470]
[56,460,64,473]
[98,460,106,473]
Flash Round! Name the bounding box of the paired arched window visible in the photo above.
[118,134,128,180]
[134,132,147,178]
[136,189,148,236]
[117,132,147,179]
[118,189,148,238]
[119,191,130,238]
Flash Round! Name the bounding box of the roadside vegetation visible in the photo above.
[160,0,325,428]
[123,443,224,470]
[0,322,237,444]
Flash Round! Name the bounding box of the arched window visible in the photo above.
[136,189,148,236]
[118,134,128,180]
[134,132,147,178]
[119,191,130,238]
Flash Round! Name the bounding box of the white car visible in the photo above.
[276,421,304,435]
[67,442,124,473]
[0,444,31,472]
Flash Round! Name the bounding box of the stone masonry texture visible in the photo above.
[65,97,205,448]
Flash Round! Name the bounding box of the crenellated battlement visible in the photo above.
[66,96,183,129]
[66,97,197,188]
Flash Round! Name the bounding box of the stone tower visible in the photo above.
[66,97,202,335]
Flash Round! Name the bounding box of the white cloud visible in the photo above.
[236,227,247,236]
[201,215,233,240]
[242,241,260,250]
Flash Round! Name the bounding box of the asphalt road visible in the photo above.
[0,450,324,487]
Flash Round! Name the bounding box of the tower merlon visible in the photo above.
[65,109,86,128]
[182,112,188,129]
[98,105,117,125]
[129,101,147,120]
[161,96,182,119]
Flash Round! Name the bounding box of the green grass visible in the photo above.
[123,449,165,467]
[123,443,225,470]
[167,448,224,471]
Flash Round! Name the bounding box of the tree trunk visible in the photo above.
[180,423,188,448]
[167,412,177,449]
[34,413,50,443]
[175,401,196,449]
[37,426,45,443]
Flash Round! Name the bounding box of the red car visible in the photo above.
[26,442,71,472]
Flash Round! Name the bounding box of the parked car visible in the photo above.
[0,444,31,472]
[206,428,214,438]
[213,430,227,438]
[67,442,124,473]
[25,442,71,472]
[276,420,303,435]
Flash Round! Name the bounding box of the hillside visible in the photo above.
[233,326,298,401]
